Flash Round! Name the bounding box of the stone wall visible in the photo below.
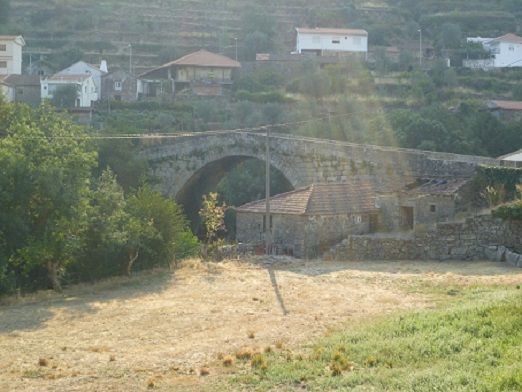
[236,212,307,257]
[377,193,457,231]
[236,211,372,258]
[328,215,522,264]
[304,213,371,257]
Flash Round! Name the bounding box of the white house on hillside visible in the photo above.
[0,35,25,76]
[55,60,108,96]
[295,28,368,57]
[465,33,522,69]
[41,74,98,107]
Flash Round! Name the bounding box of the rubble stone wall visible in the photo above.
[329,215,522,266]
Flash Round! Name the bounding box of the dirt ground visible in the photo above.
[0,257,521,391]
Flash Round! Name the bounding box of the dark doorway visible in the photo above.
[399,206,414,230]
[369,213,379,233]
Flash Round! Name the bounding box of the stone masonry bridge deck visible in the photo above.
[140,131,509,205]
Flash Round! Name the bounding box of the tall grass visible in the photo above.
[230,287,522,391]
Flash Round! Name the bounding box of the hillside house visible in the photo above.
[465,34,522,69]
[41,74,98,107]
[0,75,41,105]
[295,28,368,58]
[0,35,25,76]
[101,69,137,102]
[55,60,108,96]
[137,49,241,99]
[236,182,379,258]
[487,100,522,121]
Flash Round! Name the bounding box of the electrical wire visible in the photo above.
[5,112,355,140]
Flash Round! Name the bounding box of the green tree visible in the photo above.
[0,103,97,291]
[437,23,462,50]
[126,186,198,273]
[199,192,226,258]
[51,85,78,108]
[75,169,131,281]
[96,140,149,192]
[240,6,275,60]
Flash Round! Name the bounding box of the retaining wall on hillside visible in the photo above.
[329,215,522,266]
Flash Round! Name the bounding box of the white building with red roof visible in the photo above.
[466,33,522,68]
[295,27,368,57]
[41,74,98,107]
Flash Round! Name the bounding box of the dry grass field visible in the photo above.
[0,257,521,391]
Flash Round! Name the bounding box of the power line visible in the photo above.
[5,112,356,140]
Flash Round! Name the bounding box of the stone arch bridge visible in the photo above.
[141,131,504,209]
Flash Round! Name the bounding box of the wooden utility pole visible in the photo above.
[265,126,272,255]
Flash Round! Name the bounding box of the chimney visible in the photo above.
[100,60,108,73]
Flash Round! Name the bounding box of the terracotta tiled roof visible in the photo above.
[3,75,40,86]
[296,27,368,36]
[489,33,522,45]
[489,100,522,111]
[169,50,241,68]
[406,178,470,195]
[139,50,240,78]
[236,181,378,216]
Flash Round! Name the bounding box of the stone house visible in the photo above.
[0,75,41,106]
[101,69,137,102]
[376,177,471,231]
[236,182,379,258]
[137,49,241,99]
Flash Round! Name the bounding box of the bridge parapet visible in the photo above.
[140,131,502,200]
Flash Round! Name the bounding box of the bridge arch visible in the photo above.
[143,132,307,201]
[175,154,294,226]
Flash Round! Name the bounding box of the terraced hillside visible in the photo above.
[4,0,522,73]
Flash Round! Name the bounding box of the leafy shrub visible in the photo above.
[492,200,522,220]
[234,90,291,104]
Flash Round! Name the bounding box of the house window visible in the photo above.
[0,44,6,51]
[332,39,341,44]
[0,61,7,68]
[509,46,515,51]
[430,204,437,213]
[352,214,362,224]
[114,81,122,91]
